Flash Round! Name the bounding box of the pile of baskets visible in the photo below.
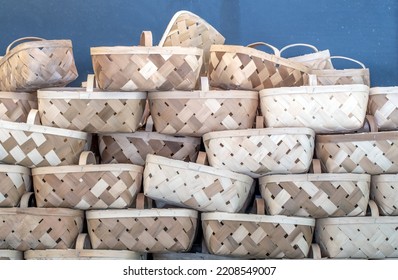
[0,10,397,261]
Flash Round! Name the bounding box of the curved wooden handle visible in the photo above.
[196,151,208,165]
[26,109,41,125]
[140,31,153,47]
[78,151,96,165]
[75,233,91,250]
[136,193,153,209]
[19,192,35,208]
[255,116,264,129]
[6,37,44,53]
[310,159,322,174]
[310,243,322,260]
[252,197,265,215]
[200,76,210,91]
[315,56,366,69]
[85,74,96,92]
[365,115,378,133]
[280,43,319,56]
[138,100,151,128]
[368,200,380,217]
[246,42,280,56]
[145,115,155,132]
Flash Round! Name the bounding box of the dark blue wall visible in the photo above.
[0,0,396,87]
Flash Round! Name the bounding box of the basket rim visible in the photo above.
[0,91,37,100]
[24,249,144,259]
[259,84,369,96]
[0,164,31,174]
[259,173,371,184]
[316,216,398,225]
[31,164,143,175]
[86,208,198,219]
[283,49,331,62]
[369,86,398,95]
[145,154,254,184]
[371,174,398,182]
[90,46,203,56]
[148,90,258,99]
[0,250,24,259]
[0,207,84,217]
[316,131,398,142]
[310,68,370,75]
[38,89,147,99]
[98,131,201,144]
[201,212,315,226]
[202,127,315,141]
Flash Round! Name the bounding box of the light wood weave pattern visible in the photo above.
[368,87,398,130]
[370,175,398,215]
[0,166,31,207]
[280,44,333,70]
[0,250,23,260]
[0,92,37,122]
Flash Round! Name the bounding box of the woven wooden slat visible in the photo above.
[0,92,37,122]
[370,175,398,215]
[86,208,198,253]
[203,127,315,178]
[260,84,369,134]
[0,165,31,207]
[143,154,254,213]
[0,37,78,92]
[280,43,333,69]
[368,87,398,130]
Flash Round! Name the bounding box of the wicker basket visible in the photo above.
[315,116,398,174]
[24,233,146,260]
[0,250,23,260]
[0,193,84,251]
[37,75,147,133]
[370,174,398,215]
[0,37,78,92]
[91,31,203,92]
[259,159,371,218]
[159,10,225,74]
[208,42,310,90]
[201,198,315,259]
[308,56,370,86]
[143,152,254,213]
[148,77,258,137]
[0,109,91,168]
[368,86,398,130]
[203,117,315,178]
[0,164,31,207]
[0,91,37,122]
[260,84,369,134]
[280,43,333,69]
[98,116,201,165]
[32,151,143,209]
[315,200,398,259]
[86,195,198,253]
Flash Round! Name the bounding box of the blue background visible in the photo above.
[0,0,396,87]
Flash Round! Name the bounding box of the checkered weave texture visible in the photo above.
[0,94,37,122]
[368,88,398,130]
[370,175,398,215]
[0,169,31,207]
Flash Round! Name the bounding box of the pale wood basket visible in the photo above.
[370,174,398,216]
[0,250,23,260]
[368,86,398,130]
[0,37,78,92]
[32,151,143,209]
[0,91,37,122]
[91,31,203,91]
[143,152,254,213]
[280,43,333,69]
[0,109,91,168]
[0,164,31,207]
[260,84,369,134]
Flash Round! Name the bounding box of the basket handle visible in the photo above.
[145,115,155,132]
[140,31,153,47]
[6,37,45,54]
[75,233,91,250]
[19,192,35,208]
[85,74,96,92]
[26,109,41,125]
[200,76,210,91]
[78,151,97,165]
[314,56,366,69]
[246,42,280,56]
[196,151,208,165]
[309,159,322,174]
[368,200,380,217]
[138,100,151,128]
[309,243,322,260]
[280,43,319,56]
[135,193,153,209]
[364,115,378,133]
[255,116,264,129]
[251,197,266,215]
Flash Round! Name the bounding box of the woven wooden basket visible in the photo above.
[368,86,398,130]
[202,198,315,259]
[98,116,201,165]
[0,164,31,207]
[143,152,254,213]
[308,56,370,86]
[0,37,78,92]
[208,42,310,90]
[370,174,398,216]
[203,117,315,178]
[86,195,198,253]
[91,31,203,92]
[0,250,23,260]
[37,75,147,133]
[280,43,333,69]
[260,84,369,134]
[0,193,84,251]
[0,91,37,122]
[259,159,371,218]
[24,233,146,260]
[149,77,258,137]
[315,200,398,259]
[159,10,225,74]
[32,151,143,209]
[315,116,398,174]
[0,109,91,168]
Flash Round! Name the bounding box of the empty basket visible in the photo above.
[370,174,398,216]
[0,91,37,122]
[0,164,31,207]
[368,86,398,130]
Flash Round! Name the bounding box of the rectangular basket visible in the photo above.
[368,86,398,130]
[0,37,78,92]
[0,91,37,122]
[0,164,31,207]
[260,84,369,134]
[370,174,398,216]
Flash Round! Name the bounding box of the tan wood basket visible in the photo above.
[368,86,398,130]
[0,109,91,168]
[24,233,146,260]
[0,164,31,207]
[0,193,84,251]
[37,75,147,133]
[0,91,37,122]
[0,37,78,92]
[260,84,369,134]
[315,200,398,259]
[308,56,370,86]
[201,198,315,259]
[0,250,23,260]
[208,42,310,90]
[32,151,143,209]
[259,159,371,218]
[370,174,398,215]
[202,117,315,178]
[280,43,333,69]
[86,195,198,253]
[159,10,225,75]
[315,116,398,174]
[143,152,254,213]
[98,116,201,165]
[91,31,203,92]
[148,77,258,137]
